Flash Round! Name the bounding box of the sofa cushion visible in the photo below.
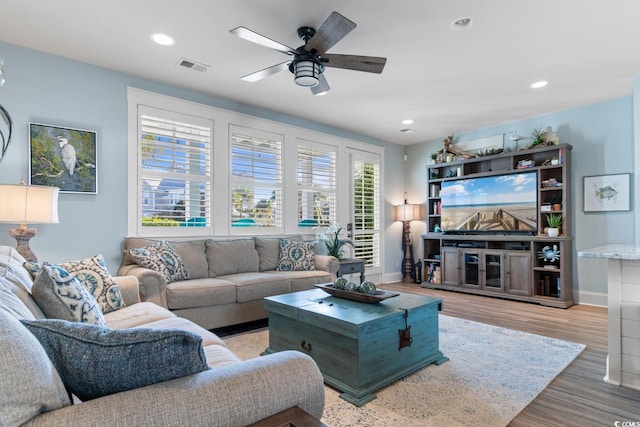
[125,241,190,283]
[220,272,291,304]
[0,278,35,320]
[206,239,259,277]
[21,318,210,401]
[104,301,177,329]
[254,237,281,271]
[277,239,316,271]
[0,309,71,426]
[265,270,333,293]
[166,277,237,310]
[171,239,209,279]
[32,263,107,326]
[56,255,125,314]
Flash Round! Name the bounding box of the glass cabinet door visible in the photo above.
[462,250,480,288]
[484,251,504,291]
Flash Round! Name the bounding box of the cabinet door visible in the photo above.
[441,247,460,286]
[483,251,504,292]
[506,252,532,296]
[461,250,481,289]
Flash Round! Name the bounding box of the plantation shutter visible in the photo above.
[138,106,212,232]
[297,142,337,227]
[230,125,283,230]
[352,156,381,268]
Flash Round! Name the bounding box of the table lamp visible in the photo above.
[0,180,59,262]
[395,194,421,283]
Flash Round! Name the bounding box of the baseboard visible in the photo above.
[574,290,607,307]
[381,272,403,284]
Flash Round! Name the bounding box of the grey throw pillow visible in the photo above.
[0,310,71,426]
[31,263,107,326]
[21,319,210,401]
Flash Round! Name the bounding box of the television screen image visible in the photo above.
[440,172,537,233]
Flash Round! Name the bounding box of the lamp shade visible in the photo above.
[294,60,321,87]
[395,203,421,222]
[0,184,59,225]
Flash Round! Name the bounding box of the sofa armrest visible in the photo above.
[314,254,339,276]
[116,265,168,308]
[24,351,325,427]
[112,275,141,305]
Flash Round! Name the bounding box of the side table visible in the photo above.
[337,258,365,283]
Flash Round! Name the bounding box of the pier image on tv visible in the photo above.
[440,172,537,233]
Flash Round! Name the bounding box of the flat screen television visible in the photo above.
[440,171,538,234]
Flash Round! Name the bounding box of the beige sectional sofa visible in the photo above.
[118,236,339,330]
[0,246,325,427]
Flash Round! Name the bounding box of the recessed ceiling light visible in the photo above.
[402,119,414,125]
[450,17,473,32]
[531,80,548,89]
[151,33,175,46]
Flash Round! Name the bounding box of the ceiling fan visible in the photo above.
[230,11,387,95]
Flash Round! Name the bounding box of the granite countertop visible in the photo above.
[578,244,640,260]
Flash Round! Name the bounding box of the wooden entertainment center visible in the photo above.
[422,143,573,308]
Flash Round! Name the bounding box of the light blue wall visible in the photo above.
[0,42,403,274]
[406,96,635,302]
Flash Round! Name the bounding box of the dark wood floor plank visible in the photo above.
[382,283,640,426]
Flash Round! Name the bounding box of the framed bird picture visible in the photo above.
[29,123,97,194]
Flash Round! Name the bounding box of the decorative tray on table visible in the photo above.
[315,283,400,304]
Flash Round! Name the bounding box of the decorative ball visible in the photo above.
[360,281,377,295]
[334,277,347,290]
[344,281,357,292]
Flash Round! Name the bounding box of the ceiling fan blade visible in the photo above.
[311,74,330,95]
[230,26,295,55]
[241,61,290,82]
[305,11,356,55]
[322,54,387,74]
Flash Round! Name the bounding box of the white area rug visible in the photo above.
[224,315,585,427]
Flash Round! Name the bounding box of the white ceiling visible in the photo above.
[1,0,640,145]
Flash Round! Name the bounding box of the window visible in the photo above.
[137,106,212,234]
[352,156,381,268]
[297,141,336,228]
[230,126,283,230]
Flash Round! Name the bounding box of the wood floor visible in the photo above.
[383,282,640,426]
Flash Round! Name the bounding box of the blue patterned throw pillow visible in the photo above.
[31,263,106,326]
[58,255,125,314]
[21,319,210,401]
[124,241,189,283]
[276,239,316,271]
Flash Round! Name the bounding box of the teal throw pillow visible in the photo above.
[31,263,106,326]
[276,239,316,271]
[21,319,210,401]
[124,241,189,283]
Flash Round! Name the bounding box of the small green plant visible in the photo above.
[530,125,545,146]
[546,213,563,228]
[550,194,562,205]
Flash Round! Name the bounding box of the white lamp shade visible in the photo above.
[395,203,421,222]
[0,184,59,225]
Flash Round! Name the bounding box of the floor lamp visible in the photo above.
[395,195,421,283]
[0,181,59,262]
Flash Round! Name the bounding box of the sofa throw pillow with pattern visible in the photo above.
[276,239,316,271]
[58,255,125,314]
[124,241,189,283]
[25,256,125,314]
[21,319,210,401]
[31,263,107,326]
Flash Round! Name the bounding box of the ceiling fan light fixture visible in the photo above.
[293,59,322,87]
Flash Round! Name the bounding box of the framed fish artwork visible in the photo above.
[583,173,630,212]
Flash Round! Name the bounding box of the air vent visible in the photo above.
[178,58,210,72]
[400,128,415,133]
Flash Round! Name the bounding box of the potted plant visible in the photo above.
[530,125,545,147]
[546,213,562,237]
[431,152,438,164]
[550,194,562,211]
[316,224,353,259]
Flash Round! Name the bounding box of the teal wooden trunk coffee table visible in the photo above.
[262,288,448,406]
